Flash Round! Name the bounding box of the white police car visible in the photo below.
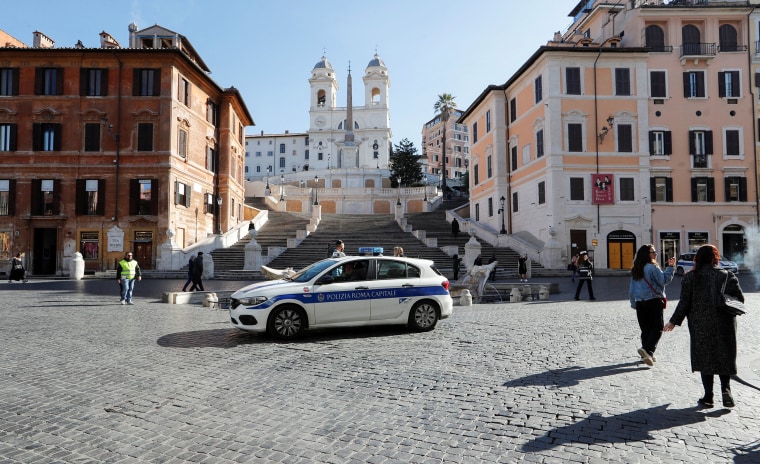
[229,255,453,340]
[675,251,739,276]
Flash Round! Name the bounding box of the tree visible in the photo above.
[433,93,457,192]
[389,138,424,187]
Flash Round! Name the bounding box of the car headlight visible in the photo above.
[235,296,269,307]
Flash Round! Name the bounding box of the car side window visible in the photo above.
[330,260,369,282]
[376,260,421,279]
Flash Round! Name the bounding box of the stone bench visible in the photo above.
[450,282,558,304]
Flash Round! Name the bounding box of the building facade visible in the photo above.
[0,24,253,274]
[421,109,469,185]
[459,0,759,270]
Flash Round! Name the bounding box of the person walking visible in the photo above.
[452,254,461,281]
[570,253,580,282]
[117,251,141,305]
[181,254,196,292]
[573,251,595,300]
[190,252,205,291]
[518,255,528,282]
[332,240,346,258]
[451,218,460,238]
[663,244,744,408]
[629,245,675,367]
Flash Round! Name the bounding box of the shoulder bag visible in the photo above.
[716,273,745,316]
[642,277,666,309]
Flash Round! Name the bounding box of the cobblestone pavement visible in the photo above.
[1,275,759,463]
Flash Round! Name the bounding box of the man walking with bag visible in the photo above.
[190,251,205,291]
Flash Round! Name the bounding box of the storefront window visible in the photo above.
[80,232,99,260]
[0,231,9,260]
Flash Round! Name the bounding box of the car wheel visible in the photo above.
[676,266,684,276]
[408,300,439,332]
[267,305,307,340]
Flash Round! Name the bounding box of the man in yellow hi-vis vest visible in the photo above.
[117,251,142,305]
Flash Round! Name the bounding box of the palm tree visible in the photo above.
[434,93,456,192]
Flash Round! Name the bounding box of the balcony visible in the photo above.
[680,43,716,58]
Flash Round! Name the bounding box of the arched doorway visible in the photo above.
[721,224,745,262]
[607,230,636,269]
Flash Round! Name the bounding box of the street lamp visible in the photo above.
[216,195,223,235]
[423,180,428,202]
[396,177,401,206]
[499,196,506,235]
[280,174,285,201]
[313,174,319,205]
[598,115,615,142]
[265,166,271,191]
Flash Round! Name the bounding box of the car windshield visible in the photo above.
[290,259,336,283]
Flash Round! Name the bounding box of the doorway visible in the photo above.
[569,229,587,257]
[33,228,57,275]
[722,225,745,262]
[134,231,153,270]
[607,230,636,269]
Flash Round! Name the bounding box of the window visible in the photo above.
[475,203,480,222]
[35,67,63,95]
[206,146,217,172]
[509,98,517,123]
[645,25,666,52]
[137,123,153,151]
[683,71,705,98]
[536,130,544,158]
[473,164,479,185]
[651,177,673,202]
[84,123,101,152]
[279,143,286,154]
[130,179,158,215]
[305,149,309,159]
[0,179,15,216]
[511,146,518,171]
[76,179,105,215]
[512,191,518,212]
[650,71,667,98]
[488,197,493,217]
[725,129,740,156]
[487,155,492,178]
[174,180,191,207]
[31,179,60,215]
[619,178,635,201]
[615,68,631,96]
[649,131,672,156]
[80,68,108,96]
[725,176,747,202]
[80,232,99,261]
[682,25,702,55]
[33,123,61,151]
[719,24,739,52]
[0,68,19,96]
[718,71,740,98]
[472,122,478,143]
[204,193,214,214]
[178,76,191,106]
[617,124,633,152]
[570,177,584,201]
[279,157,285,168]
[133,68,160,96]
[0,123,17,151]
[691,177,714,202]
[178,129,188,158]
[689,130,712,167]
[568,123,583,152]
[206,99,218,125]
[566,67,581,95]
[486,110,492,132]
[267,150,274,157]
[538,181,546,204]
[534,75,543,103]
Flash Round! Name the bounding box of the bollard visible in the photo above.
[460,289,473,306]
[203,292,218,309]
[539,285,550,300]
[522,285,532,301]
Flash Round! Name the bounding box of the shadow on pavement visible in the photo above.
[503,362,647,388]
[520,404,731,451]
[157,328,268,348]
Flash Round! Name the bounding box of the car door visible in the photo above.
[369,259,421,321]
[312,260,372,324]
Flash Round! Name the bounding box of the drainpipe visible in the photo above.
[593,48,603,234]
[747,8,760,227]
[502,87,512,234]
[112,52,122,221]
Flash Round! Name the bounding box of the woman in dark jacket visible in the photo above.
[664,244,744,408]
[573,252,595,300]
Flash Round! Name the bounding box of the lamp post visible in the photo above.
[423,180,428,202]
[280,174,285,201]
[396,177,401,206]
[499,196,506,235]
[216,195,222,235]
[313,174,319,205]
[265,166,271,191]
[598,115,615,142]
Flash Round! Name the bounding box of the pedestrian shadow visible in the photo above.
[734,440,760,463]
[520,404,730,452]
[503,362,646,389]
[157,328,267,348]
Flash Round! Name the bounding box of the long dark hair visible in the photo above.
[631,244,658,280]
[694,244,720,272]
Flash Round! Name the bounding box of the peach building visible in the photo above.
[460,0,758,270]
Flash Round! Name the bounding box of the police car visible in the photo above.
[229,255,453,340]
[675,251,739,276]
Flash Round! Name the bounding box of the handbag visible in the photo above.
[716,273,745,316]
[642,277,666,309]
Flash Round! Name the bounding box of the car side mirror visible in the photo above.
[315,275,334,285]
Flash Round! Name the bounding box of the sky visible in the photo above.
[3,0,574,147]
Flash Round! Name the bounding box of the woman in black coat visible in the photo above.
[573,252,595,300]
[664,244,744,408]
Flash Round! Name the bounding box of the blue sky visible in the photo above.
[3,0,573,147]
